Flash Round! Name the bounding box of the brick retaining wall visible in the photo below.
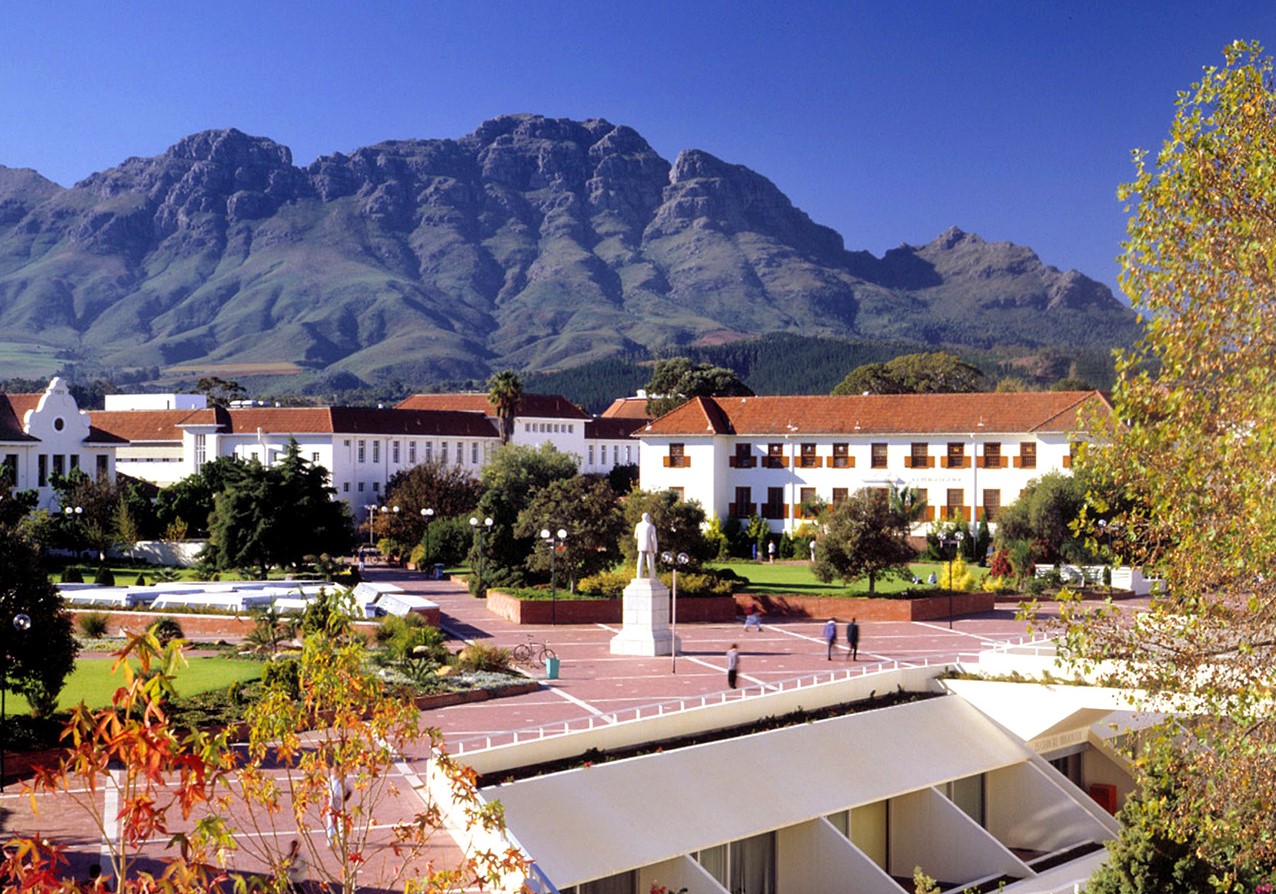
[733,591,995,622]
[485,591,737,625]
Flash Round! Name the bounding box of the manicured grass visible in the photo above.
[1,655,264,715]
[711,560,986,597]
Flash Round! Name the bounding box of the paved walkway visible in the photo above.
[2,565,1098,889]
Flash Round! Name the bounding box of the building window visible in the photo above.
[625,445,632,463]
[909,442,930,468]
[765,443,786,469]
[946,442,966,468]
[194,433,207,469]
[2,454,17,482]
[408,441,417,464]
[392,441,400,463]
[357,440,366,463]
[983,489,1001,521]
[472,443,479,463]
[372,482,380,493]
[441,442,448,464]
[669,487,684,502]
[870,442,888,468]
[69,454,79,471]
[96,454,108,478]
[343,482,350,493]
[946,488,966,520]
[1018,442,1037,469]
[372,441,381,464]
[982,442,1001,469]
[426,442,433,462]
[312,452,320,463]
[456,441,462,463]
[831,442,851,468]
[832,487,848,504]
[763,486,786,519]
[357,482,365,492]
[52,454,65,477]
[665,443,689,468]
[799,487,817,517]
[798,443,819,468]
[38,455,48,487]
[731,443,755,468]
[589,445,595,465]
[344,439,351,447]
[731,486,753,518]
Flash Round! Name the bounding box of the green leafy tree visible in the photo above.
[813,489,916,595]
[205,441,355,576]
[471,443,578,590]
[644,358,753,417]
[832,352,984,395]
[195,375,247,408]
[620,489,714,571]
[382,458,482,552]
[486,369,523,445]
[993,471,1093,565]
[1056,41,1276,878]
[0,492,78,717]
[515,475,624,590]
[154,455,246,538]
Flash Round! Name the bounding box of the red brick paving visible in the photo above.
[4,564,1125,889]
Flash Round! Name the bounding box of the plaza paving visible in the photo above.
[1,564,1104,889]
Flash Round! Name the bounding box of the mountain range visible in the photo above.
[0,115,1139,391]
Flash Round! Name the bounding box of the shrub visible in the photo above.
[455,642,511,673]
[134,573,147,586]
[77,611,110,639]
[981,575,1017,595]
[93,567,115,586]
[939,555,976,592]
[667,571,736,598]
[1024,576,1049,596]
[988,548,1012,579]
[576,569,631,599]
[262,656,301,699]
[149,617,185,645]
[61,566,84,584]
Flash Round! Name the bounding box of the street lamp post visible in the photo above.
[942,531,965,629]
[469,516,493,595]
[364,504,379,549]
[540,527,568,625]
[661,551,690,673]
[1,613,32,792]
[62,505,82,558]
[421,508,434,575]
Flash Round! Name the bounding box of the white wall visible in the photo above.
[776,818,900,894]
[889,788,1030,886]
[985,762,1114,853]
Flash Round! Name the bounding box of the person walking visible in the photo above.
[846,618,860,661]
[284,838,308,893]
[726,643,739,689]
[743,607,763,632]
[823,618,837,660]
[767,539,776,563]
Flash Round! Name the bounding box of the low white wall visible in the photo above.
[889,788,1030,886]
[459,664,941,777]
[985,762,1112,853]
[112,540,207,567]
[776,818,900,894]
[1034,564,1159,596]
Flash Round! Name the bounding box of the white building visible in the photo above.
[90,405,502,521]
[0,377,118,509]
[635,391,1112,534]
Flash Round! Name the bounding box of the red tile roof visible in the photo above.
[89,410,196,443]
[639,392,1113,437]
[0,395,39,442]
[599,398,653,420]
[586,417,647,440]
[396,392,590,420]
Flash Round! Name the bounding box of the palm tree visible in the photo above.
[486,370,523,445]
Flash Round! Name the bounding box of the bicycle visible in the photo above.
[511,639,557,668]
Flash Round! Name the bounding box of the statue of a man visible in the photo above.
[634,512,658,578]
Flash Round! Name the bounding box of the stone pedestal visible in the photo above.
[609,576,680,656]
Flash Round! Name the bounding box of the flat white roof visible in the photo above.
[484,696,1034,886]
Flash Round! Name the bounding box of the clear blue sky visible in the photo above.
[2,1,1272,294]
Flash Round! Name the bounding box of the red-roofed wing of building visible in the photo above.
[396,393,589,420]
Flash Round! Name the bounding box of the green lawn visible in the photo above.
[711,560,986,597]
[1,655,263,715]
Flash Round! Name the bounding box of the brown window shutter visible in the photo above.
[1012,456,1022,468]
[663,456,671,467]
[940,457,950,469]
[1063,455,1072,468]
[904,457,914,469]
[728,456,737,468]
[927,457,936,468]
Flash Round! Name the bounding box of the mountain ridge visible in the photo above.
[0,115,1139,389]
